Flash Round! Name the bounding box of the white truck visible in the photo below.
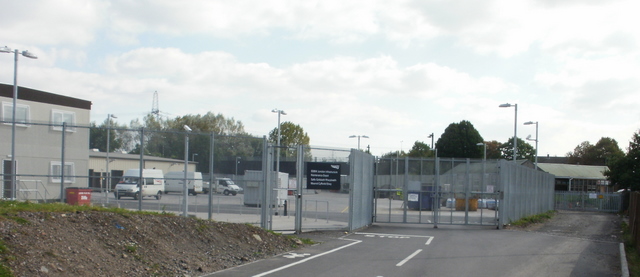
[114,169,165,200]
[164,171,203,195]
[203,178,243,196]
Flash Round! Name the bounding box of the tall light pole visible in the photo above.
[105,114,117,203]
[1,46,37,199]
[476,142,487,161]
[183,125,192,217]
[235,157,241,178]
[428,133,437,157]
[272,109,286,174]
[524,121,539,170]
[499,103,518,162]
[349,135,369,150]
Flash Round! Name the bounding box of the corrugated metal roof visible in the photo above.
[537,163,608,179]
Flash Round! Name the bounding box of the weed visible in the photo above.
[125,243,137,253]
[509,210,556,227]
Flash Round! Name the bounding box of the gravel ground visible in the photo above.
[0,211,301,277]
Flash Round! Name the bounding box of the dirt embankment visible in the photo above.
[0,211,301,276]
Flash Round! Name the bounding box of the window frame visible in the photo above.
[50,161,75,183]
[2,101,30,127]
[51,109,76,132]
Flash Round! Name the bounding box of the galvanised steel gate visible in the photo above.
[374,157,500,227]
[555,191,622,213]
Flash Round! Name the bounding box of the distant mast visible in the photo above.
[151,91,160,121]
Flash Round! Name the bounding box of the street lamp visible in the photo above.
[105,114,117,203]
[349,135,369,150]
[182,125,192,217]
[524,121,539,170]
[476,142,487,161]
[499,103,518,162]
[235,157,241,177]
[1,46,37,199]
[272,109,286,174]
[428,133,437,157]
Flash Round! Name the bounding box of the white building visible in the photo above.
[0,83,91,201]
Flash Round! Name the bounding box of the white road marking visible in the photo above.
[356,232,434,245]
[425,236,434,245]
[252,238,362,277]
[396,249,422,267]
[283,253,311,259]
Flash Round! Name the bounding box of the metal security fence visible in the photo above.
[373,157,555,228]
[554,191,622,213]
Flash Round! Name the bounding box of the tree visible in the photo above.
[89,118,124,153]
[498,137,536,161]
[567,137,624,165]
[605,130,640,190]
[435,120,484,158]
[485,140,502,159]
[407,141,434,158]
[268,121,311,158]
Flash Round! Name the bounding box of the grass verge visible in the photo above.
[621,221,640,276]
[509,210,557,228]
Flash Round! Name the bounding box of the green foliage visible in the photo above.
[621,221,640,276]
[268,121,311,158]
[509,210,556,227]
[605,130,640,190]
[89,119,125,152]
[435,120,484,158]
[567,137,624,166]
[407,141,434,158]
[499,137,536,162]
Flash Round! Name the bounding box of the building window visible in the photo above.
[51,110,76,132]
[50,162,75,183]
[2,102,30,126]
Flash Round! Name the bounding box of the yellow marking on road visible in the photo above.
[341,206,349,213]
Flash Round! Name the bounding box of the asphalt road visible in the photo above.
[208,220,621,277]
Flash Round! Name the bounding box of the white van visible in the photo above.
[164,171,203,195]
[204,178,243,196]
[114,169,165,200]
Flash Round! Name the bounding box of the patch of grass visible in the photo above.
[0,200,174,218]
[125,243,137,253]
[0,240,13,276]
[621,221,640,276]
[509,210,557,227]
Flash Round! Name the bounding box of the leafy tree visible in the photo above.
[89,118,124,153]
[435,120,484,158]
[567,137,624,165]
[268,121,311,158]
[407,141,434,158]
[485,140,502,159]
[605,130,640,190]
[498,137,536,161]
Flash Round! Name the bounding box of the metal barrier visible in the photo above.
[555,191,622,213]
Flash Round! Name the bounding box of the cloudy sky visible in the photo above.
[1,0,639,157]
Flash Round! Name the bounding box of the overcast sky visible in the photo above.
[1,0,639,157]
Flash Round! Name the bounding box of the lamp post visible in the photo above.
[348,135,369,150]
[183,125,192,217]
[499,103,518,162]
[0,46,37,199]
[428,133,437,157]
[272,109,286,174]
[105,114,117,203]
[476,142,487,161]
[524,121,539,170]
[235,157,241,178]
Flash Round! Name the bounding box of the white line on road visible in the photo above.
[396,249,422,267]
[252,238,362,277]
[425,236,433,245]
